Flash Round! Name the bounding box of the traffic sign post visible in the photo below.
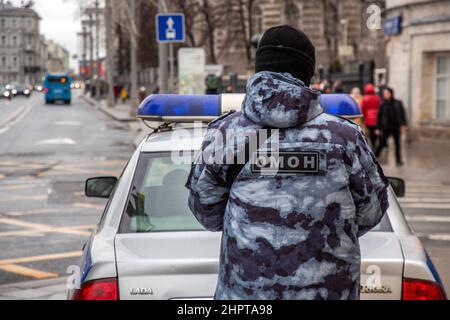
[156,13,185,93]
[156,14,185,43]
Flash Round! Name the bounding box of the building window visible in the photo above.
[13,56,17,68]
[1,57,6,68]
[436,55,450,120]
[12,36,17,46]
[1,35,5,46]
[0,19,5,28]
[284,0,301,29]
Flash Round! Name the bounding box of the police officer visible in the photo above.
[187,26,389,300]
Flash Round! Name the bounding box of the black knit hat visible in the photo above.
[255,25,316,86]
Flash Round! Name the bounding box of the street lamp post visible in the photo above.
[105,0,115,107]
[129,0,139,115]
[88,13,95,94]
[76,26,89,84]
[94,0,101,101]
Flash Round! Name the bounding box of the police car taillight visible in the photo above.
[402,278,447,300]
[72,278,118,300]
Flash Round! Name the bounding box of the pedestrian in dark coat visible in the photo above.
[187,26,389,300]
[375,88,408,166]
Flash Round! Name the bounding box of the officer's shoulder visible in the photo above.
[322,114,362,137]
[324,113,358,128]
[208,110,237,128]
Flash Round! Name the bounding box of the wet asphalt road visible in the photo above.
[0,92,134,285]
[381,139,450,294]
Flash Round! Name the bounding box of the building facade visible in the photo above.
[0,1,45,84]
[46,39,69,73]
[385,0,450,137]
[211,0,386,77]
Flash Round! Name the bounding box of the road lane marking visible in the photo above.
[0,218,95,237]
[3,208,84,217]
[407,189,450,195]
[0,251,82,266]
[0,105,26,129]
[407,215,450,223]
[405,181,446,186]
[0,230,47,237]
[37,138,77,145]
[0,225,94,238]
[54,121,82,126]
[0,184,42,191]
[0,228,92,238]
[428,234,450,241]
[400,198,450,203]
[0,105,32,136]
[74,203,106,210]
[0,264,58,279]
[0,195,48,202]
[400,203,450,210]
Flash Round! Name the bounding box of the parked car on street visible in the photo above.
[68,94,447,301]
[11,84,31,98]
[0,84,12,100]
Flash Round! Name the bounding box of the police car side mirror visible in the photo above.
[85,177,118,199]
[388,177,406,198]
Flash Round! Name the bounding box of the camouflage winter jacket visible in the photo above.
[187,71,389,300]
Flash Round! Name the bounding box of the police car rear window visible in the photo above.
[119,153,204,233]
[119,152,392,234]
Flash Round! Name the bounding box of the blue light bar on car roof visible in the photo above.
[320,94,362,118]
[137,94,362,122]
[137,94,221,122]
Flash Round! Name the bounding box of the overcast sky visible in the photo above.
[12,0,81,70]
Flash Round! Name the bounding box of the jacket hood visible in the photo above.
[242,71,323,129]
[364,84,376,95]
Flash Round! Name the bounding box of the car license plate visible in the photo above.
[54,89,62,94]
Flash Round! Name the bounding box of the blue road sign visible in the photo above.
[156,13,185,43]
[384,16,403,36]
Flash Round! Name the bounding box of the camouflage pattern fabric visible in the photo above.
[187,71,389,300]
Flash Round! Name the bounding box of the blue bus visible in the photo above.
[44,73,72,105]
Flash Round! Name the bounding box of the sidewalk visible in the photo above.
[82,95,151,147]
[379,137,450,183]
[0,277,67,300]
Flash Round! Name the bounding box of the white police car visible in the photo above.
[67,94,447,300]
